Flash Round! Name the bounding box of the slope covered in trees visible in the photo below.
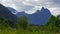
[45,15,60,32]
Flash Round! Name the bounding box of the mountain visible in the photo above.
[7,7,17,14]
[0,4,17,22]
[16,7,51,25]
[57,15,60,20]
[16,11,26,16]
[57,15,60,18]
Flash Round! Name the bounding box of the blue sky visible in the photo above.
[0,0,60,16]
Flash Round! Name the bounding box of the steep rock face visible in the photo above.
[0,4,17,22]
[27,7,51,25]
[7,7,17,14]
[12,7,51,25]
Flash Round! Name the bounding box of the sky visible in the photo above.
[0,0,60,16]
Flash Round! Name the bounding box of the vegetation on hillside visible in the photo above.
[0,15,60,34]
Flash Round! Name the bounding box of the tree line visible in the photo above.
[0,15,60,32]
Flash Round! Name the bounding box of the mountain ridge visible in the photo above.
[0,4,17,22]
[16,7,51,25]
[7,6,51,25]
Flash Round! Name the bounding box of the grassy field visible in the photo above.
[0,28,60,34]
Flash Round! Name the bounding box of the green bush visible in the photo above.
[45,15,60,32]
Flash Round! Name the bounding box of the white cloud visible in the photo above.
[25,6,42,14]
[0,0,60,16]
[48,8,60,16]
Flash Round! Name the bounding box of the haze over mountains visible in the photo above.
[0,4,51,25]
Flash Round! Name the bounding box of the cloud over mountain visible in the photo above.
[0,0,60,16]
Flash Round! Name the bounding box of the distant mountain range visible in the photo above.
[16,7,51,25]
[0,4,51,25]
[0,4,17,22]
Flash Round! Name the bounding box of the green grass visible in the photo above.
[0,28,60,34]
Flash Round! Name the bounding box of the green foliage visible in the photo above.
[0,16,17,29]
[45,15,57,26]
[17,15,28,30]
[0,16,9,28]
[0,14,60,34]
[45,15,60,32]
